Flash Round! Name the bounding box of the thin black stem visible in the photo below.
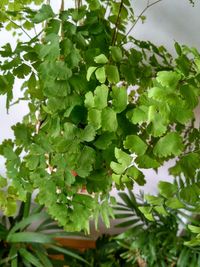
[111,0,124,46]
[2,11,32,39]
[120,0,163,45]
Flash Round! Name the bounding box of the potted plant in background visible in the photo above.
[0,0,200,260]
[62,190,200,267]
[0,176,87,266]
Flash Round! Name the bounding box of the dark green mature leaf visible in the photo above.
[169,153,200,179]
[19,248,43,267]
[7,232,54,244]
[8,212,49,237]
[136,155,160,169]
[126,166,146,185]
[13,64,32,78]
[0,72,14,109]
[94,133,115,149]
[32,4,54,23]
[76,146,96,177]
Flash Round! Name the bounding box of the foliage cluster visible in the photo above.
[0,0,200,250]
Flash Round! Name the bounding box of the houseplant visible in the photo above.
[0,0,200,245]
[0,180,87,266]
[63,190,200,267]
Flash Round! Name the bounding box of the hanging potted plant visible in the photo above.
[0,0,200,249]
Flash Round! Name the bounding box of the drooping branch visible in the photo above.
[121,0,163,45]
[111,0,124,46]
[2,11,32,39]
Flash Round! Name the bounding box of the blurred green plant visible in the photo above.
[64,190,200,267]
[0,192,88,266]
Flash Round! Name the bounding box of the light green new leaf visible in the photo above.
[156,71,181,88]
[110,161,126,174]
[165,197,184,209]
[112,173,121,185]
[4,198,17,217]
[188,225,200,234]
[138,207,154,221]
[85,91,94,108]
[124,135,147,156]
[94,85,108,109]
[81,125,96,142]
[86,66,97,81]
[128,106,148,124]
[94,54,108,64]
[145,195,164,205]
[101,108,118,132]
[153,132,184,157]
[148,87,168,100]
[115,148,132,166]
[158,181,177,198]
[0,176,7,188]
[154,205,168,216]
[147,113,167,137]
[88,109,101,129]
[110,46,122,62]
[105,65,120,84]
[95,67,106,83]
[112,86,127,113]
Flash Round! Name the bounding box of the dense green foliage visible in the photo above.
[0,0,200,246]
